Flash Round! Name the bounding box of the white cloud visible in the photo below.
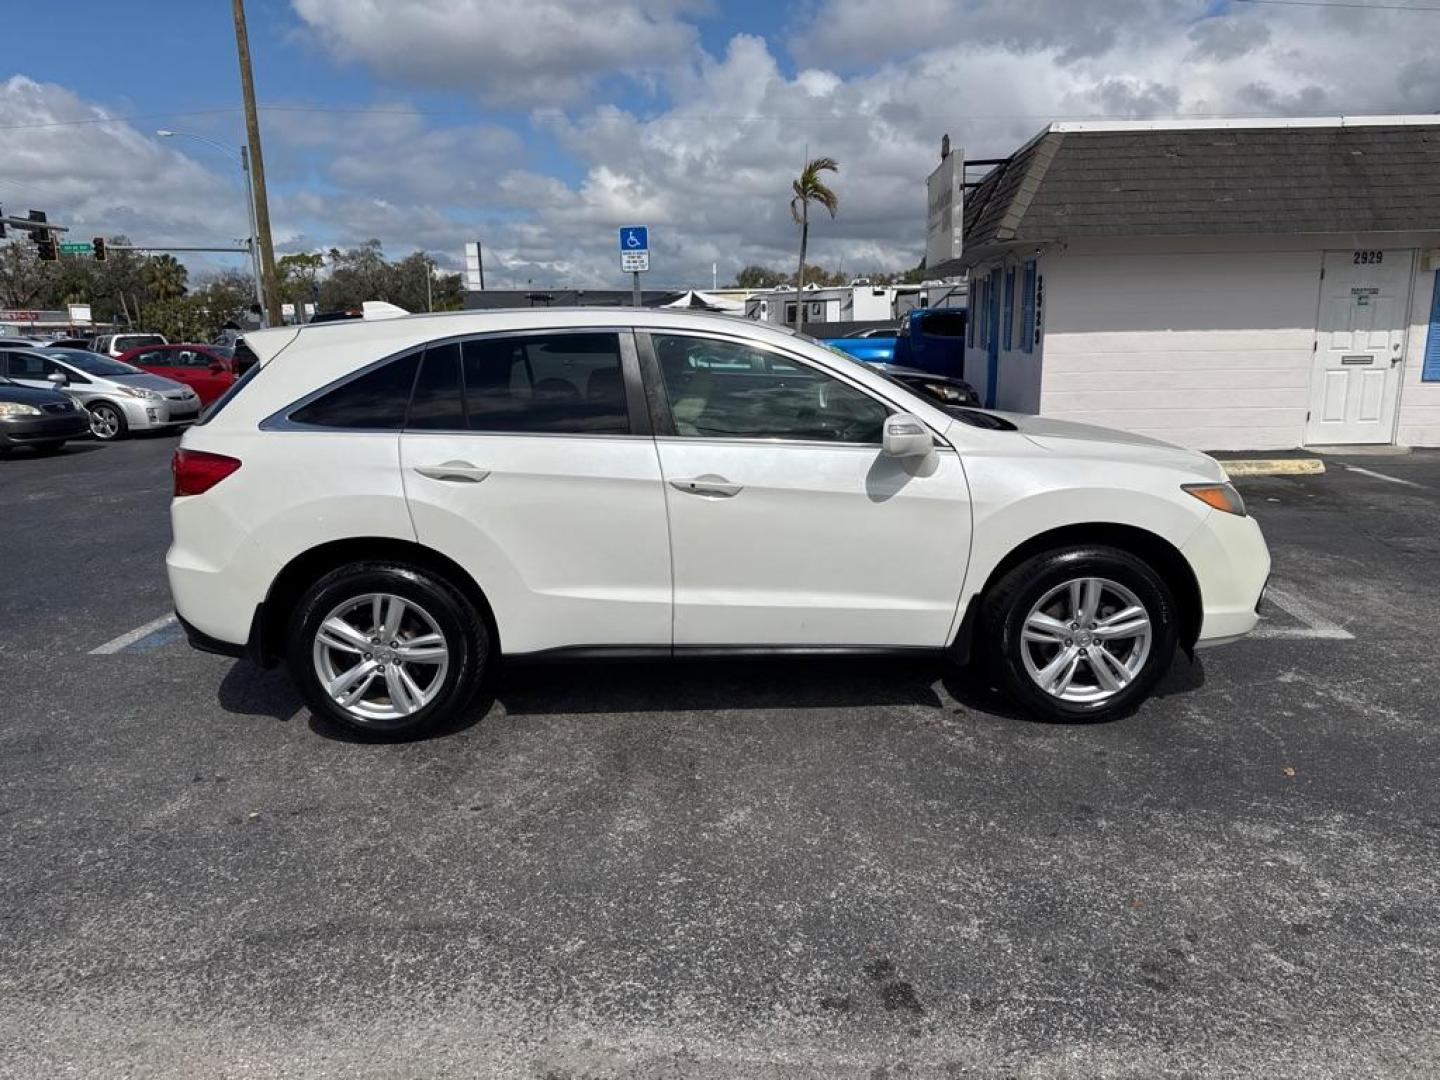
[290,0,703,107]
[11,0,1440,293]
[0,76,248,251]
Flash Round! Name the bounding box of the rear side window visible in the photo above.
[920,312,967,338]
[408,343,465,430]
[289,353,420,430]
[458,332,628,434]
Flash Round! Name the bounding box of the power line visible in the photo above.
[1232,0,1440,10]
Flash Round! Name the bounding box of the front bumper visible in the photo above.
[121,395,202,431]
[1181,509,1271,647]
[0,411,91,445]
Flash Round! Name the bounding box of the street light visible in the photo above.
[156,129,265,323]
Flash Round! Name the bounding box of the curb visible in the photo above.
[1222,459,1326,478]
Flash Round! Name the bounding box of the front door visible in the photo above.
[1305,249,1413,445]
[642,330,970,648]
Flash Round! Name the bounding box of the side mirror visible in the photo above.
[882,413,933,458]
[47,371,68,387]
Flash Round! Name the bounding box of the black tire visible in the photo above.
[982,545,1178,723]
[88,402,128,441]
[286,562,490,740]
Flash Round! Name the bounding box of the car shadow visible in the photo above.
[215,651,1207,743]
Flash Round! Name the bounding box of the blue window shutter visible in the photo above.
[1021,261,1037,354]
[1424,270,1440,381]
[1003,267,1016,352]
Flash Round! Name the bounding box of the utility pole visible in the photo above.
[232,0,282,327]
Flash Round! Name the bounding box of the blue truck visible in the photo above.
[824,308,969,378]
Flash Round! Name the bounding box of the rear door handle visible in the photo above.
[669,475,742,498]
[415,460,491,483]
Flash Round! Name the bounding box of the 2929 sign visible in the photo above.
[1354,250,1384,265]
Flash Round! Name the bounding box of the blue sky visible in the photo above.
[4,0,1435,288]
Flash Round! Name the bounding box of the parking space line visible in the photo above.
[90,613,179,655]
[1254,587,1354,640]
[1343,464,1425,489]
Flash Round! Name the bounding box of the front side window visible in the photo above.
[651,333,888,444]
[288,353,420,429]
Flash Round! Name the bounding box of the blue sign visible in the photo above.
[620,226,648,252]
[1424,270,1440,382]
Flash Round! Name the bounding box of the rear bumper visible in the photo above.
[1182,510,1271,647]
[0,413,91,445]
[176,607,269,665]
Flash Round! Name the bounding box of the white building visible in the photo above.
[939,117,1440,450]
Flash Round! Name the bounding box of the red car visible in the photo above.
[117,344,237,405]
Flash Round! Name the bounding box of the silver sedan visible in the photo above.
[5,348,201,440]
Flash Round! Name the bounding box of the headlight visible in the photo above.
[117,385,160,399]
[0,402,41,417]
[1183,482,1246,517]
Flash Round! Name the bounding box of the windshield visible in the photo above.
[41,349,142,377]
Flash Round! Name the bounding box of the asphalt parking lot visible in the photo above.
[3,435,1439,1078]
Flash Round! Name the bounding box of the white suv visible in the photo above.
[167,309,1269,738]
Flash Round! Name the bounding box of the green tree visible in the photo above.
[141,254,188,301]
[789,156,839,331]
[733,264,788,289]
[277,251,324,319]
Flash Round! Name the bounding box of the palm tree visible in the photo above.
[790,156,839,332]
[142,254,188,301]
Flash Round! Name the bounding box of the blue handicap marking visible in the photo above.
[620,226,648,252]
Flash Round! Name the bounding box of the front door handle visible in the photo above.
[669,474,742,498]
[415,460,491,483]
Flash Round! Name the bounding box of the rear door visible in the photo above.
[640,330,971,649]
[399,329,672,654]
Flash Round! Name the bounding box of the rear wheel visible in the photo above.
[287,562,489,740]
[88,402,128,441]
[983,545,1178,723]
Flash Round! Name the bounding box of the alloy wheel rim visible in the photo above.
[91,407,118,438]
[1019,577,1153,704]
[312,592,450,723]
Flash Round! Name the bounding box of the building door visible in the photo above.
[1305,249,1413,445]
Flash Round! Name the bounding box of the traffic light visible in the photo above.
[36,234,57,262]
[0,205,5,239]
[93,236,107,262]
[27,209,46,234]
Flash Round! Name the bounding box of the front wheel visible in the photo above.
[287,562,490,740]
[88,402,128,441]
[983,545,1178,723]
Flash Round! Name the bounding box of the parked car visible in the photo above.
[872,362,980,407]
[48,337,97,351]
[118,343,237,405]
[0,372,91,455]
[92,332,168,357]
[1,347,200,440]
[168,309,1269,739]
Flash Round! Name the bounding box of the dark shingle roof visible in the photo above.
[958,121,1440,266]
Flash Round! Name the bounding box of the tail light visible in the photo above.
[173,449,241,496]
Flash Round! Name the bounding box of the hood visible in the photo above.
[0,381,73,406]
[996,411,1226,481]
[107,372,192,393]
